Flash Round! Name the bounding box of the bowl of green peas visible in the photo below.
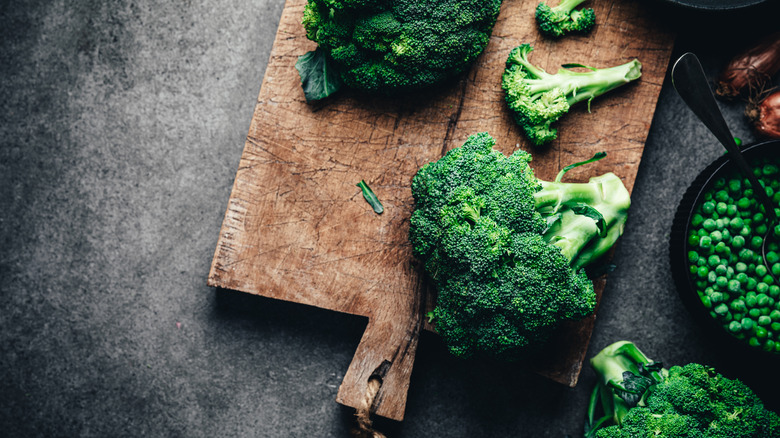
[670,139,780,359]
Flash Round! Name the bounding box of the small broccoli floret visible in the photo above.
[535,0,595,38]
[297,0,503,100]
[586,341,780,438]
[409,133,630,358]
[502,44,642,146]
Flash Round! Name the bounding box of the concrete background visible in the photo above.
[2,1,780,437]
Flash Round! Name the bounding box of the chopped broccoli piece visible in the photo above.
[586,341,780,438]
[535,0,595,38]
[298,0,503,100]
[409,133,630,358]
[502,44,642,146]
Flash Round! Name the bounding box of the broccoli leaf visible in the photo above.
[543,212,563,234]
[357,180,384,214]
[570,202,606,236]
[555,152,607,182]
[562,63,598,71]
[295,48,343,102]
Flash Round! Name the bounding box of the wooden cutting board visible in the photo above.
[208,0,674,421]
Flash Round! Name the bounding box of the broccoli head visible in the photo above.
[502,44,642,146]
[409,133,630,358]
[535,0,595,38]
[297,0,502,100]
[586,341,780,438]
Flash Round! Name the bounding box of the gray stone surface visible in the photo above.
[2,1,779,437]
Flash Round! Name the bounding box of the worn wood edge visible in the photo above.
[336,279,427,420]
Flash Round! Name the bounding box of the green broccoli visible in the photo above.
[409,133,630,358]
[586,341,780,438]
[502,44,642,146]
[296,0,502,101]
[535,0,595,38]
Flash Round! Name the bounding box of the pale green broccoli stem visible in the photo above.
[508,44,642,109]
[588,341,667,431]
[524,60,642,109]
[550,0,590,15]
[535,173,631,269]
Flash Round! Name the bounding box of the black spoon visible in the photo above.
[671,52,779,283]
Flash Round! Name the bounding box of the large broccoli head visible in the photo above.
[587,341,780,438]
[410,133,629,358]
[301,0,502,96]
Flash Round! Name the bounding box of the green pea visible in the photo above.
[750,308,762,318]
[714,303,729,316]
[716,202,728,215]
[755,265,768,277]
[731,299,747,313]
[751,236,763,249]
[700,236,713,249]
[728,321,742,333]
[732,235,745,249]
[729,178,742,192]
[764,340,776,352]
[701,295,712,309]
[759,315,772,326]
[756,326,768,339]
[772,322,780,332]
[749,337,761,347]
[746,277,758,291]
[736,262,747,273]
[769,285,780,299]
[728,279,741,293]
[737,197,751,210]
[703,218,717,231]
[757,282,770,294]
[691,214,704,227]
[771,310,780,321]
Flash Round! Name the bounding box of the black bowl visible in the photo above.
[653,0,768,10]
[670,139,780,363]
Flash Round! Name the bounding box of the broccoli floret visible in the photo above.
[586,341,780,438]
[297,0,502,100]
[502,44,642,146]
[409,133,630,358]
[535,0,595,38]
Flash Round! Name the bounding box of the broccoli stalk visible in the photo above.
[585,341,666,437]
[534,154,631,270]
[586,341,780,438]
[502,44,642,146]
[535,0,596,38]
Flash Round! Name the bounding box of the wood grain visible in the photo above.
[208,0,674,421]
